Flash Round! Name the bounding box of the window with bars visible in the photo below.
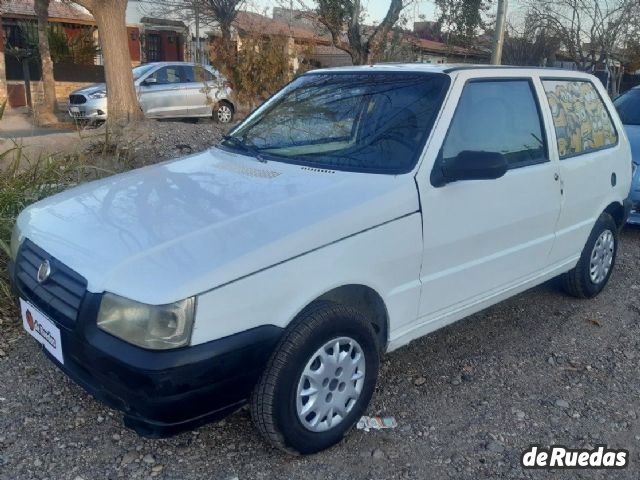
[146,34,161,62]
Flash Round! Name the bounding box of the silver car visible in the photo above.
[68,62,236,123]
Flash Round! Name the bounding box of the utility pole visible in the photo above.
[195,1,201,64]
[491,0,508,65]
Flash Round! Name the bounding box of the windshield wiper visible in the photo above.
[221,135,267,163]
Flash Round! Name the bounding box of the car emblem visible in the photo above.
[37,260,51,283]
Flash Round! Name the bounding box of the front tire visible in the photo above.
[251,301,379,454]
[562,212,618,298]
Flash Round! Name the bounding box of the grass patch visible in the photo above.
[0,132,134,318]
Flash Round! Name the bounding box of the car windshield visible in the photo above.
[222,72,450,174]
[132,64,157,81]
[614,89,640,125]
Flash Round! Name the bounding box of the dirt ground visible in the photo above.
[0,226,638,480]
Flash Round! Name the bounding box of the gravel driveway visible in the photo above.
[1,227,639,480]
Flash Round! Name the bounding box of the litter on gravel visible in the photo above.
[357,416,398,431]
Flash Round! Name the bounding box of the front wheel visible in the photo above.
[251,301,379,454]
[562,212,618,298]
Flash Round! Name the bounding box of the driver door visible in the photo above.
[414,76,562,326]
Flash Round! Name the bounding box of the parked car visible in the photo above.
[613,86,640,224]
[68,61,235,123]
[11,65,632,454]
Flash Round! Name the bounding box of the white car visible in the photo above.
[10,65,633,454]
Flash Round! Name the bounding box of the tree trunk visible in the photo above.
[0,8,6,106]
[22,59,33,109]
[34,0,58,124]
[221,24,232,58]
[73,0,143,128]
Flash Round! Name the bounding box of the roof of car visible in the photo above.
[307,63,597,79]
[139,61,212,68]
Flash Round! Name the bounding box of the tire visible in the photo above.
[562,212,618,298]
[251,301,379,454]
[215,101,234,124]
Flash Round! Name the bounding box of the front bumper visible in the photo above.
[9,257,282,437]
[68,98,108,121]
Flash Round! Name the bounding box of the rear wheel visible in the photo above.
[251,301,379,454]
[562,212,618,298]
[215,101,234,124]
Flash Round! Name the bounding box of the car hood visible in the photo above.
[17,148,419,304]
[72,83,107,96]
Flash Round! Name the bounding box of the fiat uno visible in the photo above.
[9,65,633,454]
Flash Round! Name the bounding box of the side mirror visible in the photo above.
[142,77,157,86]
[437,151,508,186]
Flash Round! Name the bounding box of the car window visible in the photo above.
[149,66,183,85]
[614,89,640,126]
[225,72,450,174]
[179,65,195,83]
[132,64,156,81]
[194,65,216,82]
[542,80,618,159]
[441,80,547,168]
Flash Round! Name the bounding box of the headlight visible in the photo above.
[9,224,22,260]
[97,293,195,350]
[88,90,107,99]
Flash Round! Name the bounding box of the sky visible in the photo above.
[250,0,530,28]
[252,0,438,24]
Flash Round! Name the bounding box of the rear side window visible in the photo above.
[194,65,216,82]
[542,80,618,159]
[441,80,547,169]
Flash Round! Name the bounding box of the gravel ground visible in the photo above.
[1,117,235,171]
[0,227,639,480]
[84,118,237,167]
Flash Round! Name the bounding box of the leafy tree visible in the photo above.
[231,35,290,108]
[435,0,492,49]
[201,0,244,67]
[47,26,99,64]
[315,0,409,65]
[378,16,418,62]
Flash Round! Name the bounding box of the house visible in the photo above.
[229,10,344,71]
[125,0,208,65]
[413,37,490,65]
[0,0,100,108]
[231,8,489,70]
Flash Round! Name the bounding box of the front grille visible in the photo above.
[69,94,87,105]
[68,110,87,119]
[15,239,87,329]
